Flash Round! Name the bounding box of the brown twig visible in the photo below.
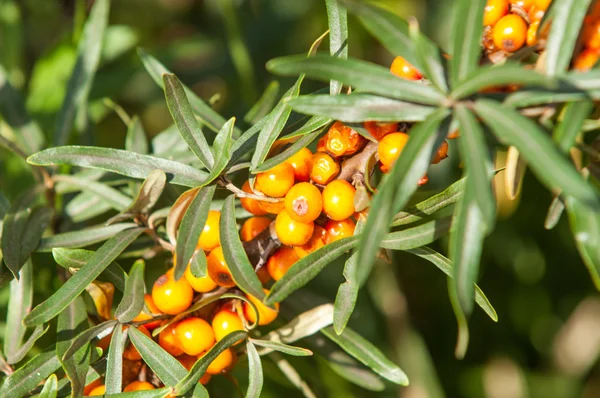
[337,141,378,182]
[242,222,281,269]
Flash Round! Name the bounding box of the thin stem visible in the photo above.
[218,177,282,203]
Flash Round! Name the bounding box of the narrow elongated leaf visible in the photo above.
[244,81,280,124]
[334,251,359,335]
[164,73,215,169]
[220,195,265,299]
[0,348,61,397]
[325,0,348,95]
[175,185,216,280]
[190,250,207,278]
[53,0,110,146]
[227,117,267,168]
[553,101,594,153]
[267,55,444,105]
[196,117,235,186]
[6,325,49,365]
[265,304,334,344]
[281,115,332,139]
[108,388,171,398]
[66,192,112,223]
[24,228,143,326]
[4,258,32,361]
[270,353,318,398]
[250,339,313,356]
[285,94,435,123]
[409,18,447,92]
[54,175,131,211]
[106,327,126,394]
[449,0,485,86]
[321,326,408,386]
[124,169,167,215]
[379,217,452,250]
[246,341,264,398]
[38,374,58,398]
[28,146,208,187]
[545,195,565,230]
[115,259,145,322]
[544,0,592,76]
[62,320,116,360]
[41,224,135,257]
[475,99,600,209]
[125,116,149,154]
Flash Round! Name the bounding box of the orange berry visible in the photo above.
[123,325,151,360]
[267,246,299,281]
[378,132,409,170]
[418,175,429,186]
[526,20,540,47]
[322,180,356,221]
[240,181,268,216]
[285,147,313,182]
[284,182,323,223]
[184,264,218,293]
[484,0,509,26]
[256,265,271,284]
[96,332,112,353]
[573,48,600,72]
[316,136,327,152]
[152,270,194,315]
[448,129,460,139]
[124,381,155,392]
[533,0,550,10]
[200,373,212,385]
[324,218,356,244]
[324,122,365,157]
[255,163,295,198]
[431,140,449,164]
[244,289,279,326]
[84,379,104,396]
[390,56,422,80]
[88,384,106,396]
[310,152,340,185]
[509,0,532,10]
[174,317,215,356]
[207,247,236,288]
[212,309,245,342]
[492,14,527,52]
[240,216,272,241]
[197,211,220,252]
[584,19,600,50]
[206,348,235,375]
[132,294,163,330]
[293,226,326,259]
[275,210,314,246]
[363,121,398,140]
[528,6,545,22]
[258,199,286,215]
[159,322,184,357]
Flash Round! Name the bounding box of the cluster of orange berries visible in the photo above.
[482,0,551,53]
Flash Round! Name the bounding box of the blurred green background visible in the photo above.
[1,0,600,397]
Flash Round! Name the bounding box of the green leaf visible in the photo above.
[190,250,207,278]
[28,146,208,187]
[124,169,167,216]
[281,115,332,139]
[325,0,348,95]
[4,258,32,362]
[2,206,53,278]
[24,228,143,326]
[128,325,187,386]
[115,259,146,322]
[220,195,265,300]
[0,348,61,397]
[475,99,600,209]
[321,326,408,386]
[252,129,321,174]
[334,251,359,335]
[409,16,448,92]
[544,0,592,76]
[449,0,485,86]
[269,352,318,397]
[249,338,313,356]
[173,330,248,395]
[53,0,110,146]
[447,277,470,358]
[246,340,264,398]
[266,303,334,346]
[107,388,172,398]
[198,117,235,185]
[267,54,444,105]
[545,195,565,230]
[163,73,215,169]
[244,81,280,124]
[227,117,267,168]
[285,94,436,122]
[125,116,149,154]
[6,325,49,365]
[553,101,594,153]
[106,326,127,394]
[379,217,452,250]
[38,374,58,398]
[250,79,302,171]
[66,192,112,223]
[53,174,131,211]
[174,185,216,280]
[62,320,116,361]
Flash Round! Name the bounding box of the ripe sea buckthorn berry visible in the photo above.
[275,210,314,246]
[448,129,460,139]
[258,199,285,215]
[484,0,509,26]
[132,294,163,330]
[207,247,236,288]
[244,289,279,326]
[159,322,184,357]
[174,317,215,356]
[206,348,235,375]
[197,210,220,251]
[255,163,295,198]
[88,384,106,396]
[432,141,449,164]
[378,132,409,171]
[240,217,271,241]
[184,264,218,293]
[124,381,155,392]
[240,181,268,216]
[267,246,299,281]
[310,152,340,185]
[526,20,540,47]
[324,122,365,157]
[364,121,399,140]
[84,379,104,396]
[123,325,151,360]
[528,6,545,22]
[152,270,194,315]
[533,0,550,11]
[492,14,527,52]
[322,180,356,221]
[390,56,422,80]
[284,182,323,223]
[212,309,245,342]
[316,136,327,152]
[285,147,313,182]
[573,48,600,72]
[418,175,429,186]
[293,226,326,259]
[584,20,600,50]
[324,218,356,244]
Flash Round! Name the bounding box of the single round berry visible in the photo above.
[84,380,104,396]
[255,163,295,198]
[324,122,365,157]
[88,384,106,396]
[206,348,235,375]
[293,226,327,259]
[159,322,184,357]
[492,14,527,52]
[378,132,409,171]
[123,325,151,361]
[240,181,268,216]
[363,121,399,140]
[526,19,540,47]
[124,381,155,392]
[285,147,313,182]
[206,247,236,288]
[322,180,356,221]
[152,269,194,315]
[132,293,163,330]
[197,210,220,252]
[483,0,509,26]
[184,264,218,293]
[390,56,422,80]
[267,246,300,281]
[573,48,600,72]
[533,0,550,10]
[240,216,272,241]
[310,152,340,185]
[431,140,449,164]
[174,317,215,356]
[284,182,323,223]
[275,210,314,246]
[244,289,279,326]
[324,218,356,244]
[212,309,245,342]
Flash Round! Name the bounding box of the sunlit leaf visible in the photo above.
[544,195,565,230]
[448,0,485,86]
[197,117,235,185]
[246,340,264,398]
[0,348,61,397]
[62,320,116,361]
[115,259,145,322]
[53,174,131,211]
[123,169,167,216]
[325,0,348,95]
[379,217,452,250]
[250,338,313,356]
[52,247,126,291]
[38,374,58,398]
[4,258,32,362]
[106,326,127,394]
